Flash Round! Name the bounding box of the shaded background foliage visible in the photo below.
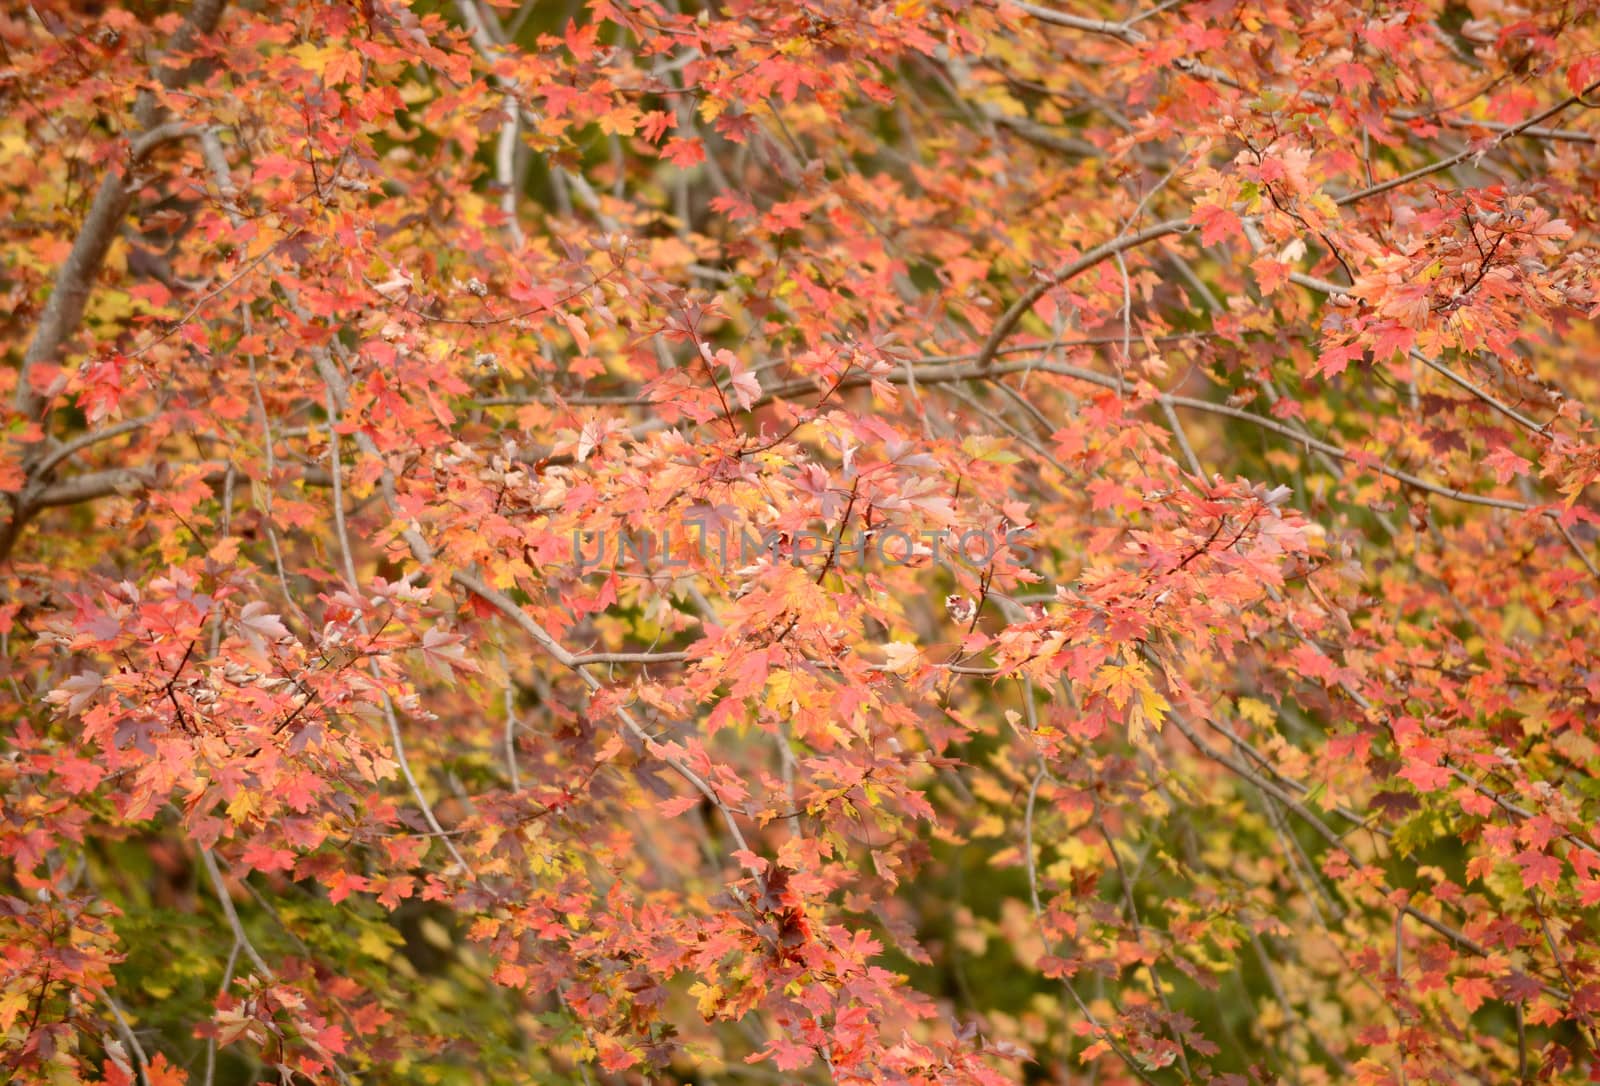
[4,0,1600,1083]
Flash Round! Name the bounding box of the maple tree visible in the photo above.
[4,0,1600,1082]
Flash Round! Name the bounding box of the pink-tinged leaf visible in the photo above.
[1369,320,1415,360]
[1251,255,1291,294]
[729,369,762,410]
[420,627,479,681]
[241,840,297,874]
[661,136,705,167]
[1454,975,1496,1012]
[576,420,604,463]
[1483,444,1531,484]
[753,1039,816,1072]
[658,794,700,818]
[1568,56,1600,97]
[1191,201,1244,246]
[595,1035,637,1073]
[238,601,292,653]
[55,757,106,794]
[640,110,672,143]
[732,849,769,873]
[47,671,103,716]
[252,154,299,182]
[560,311,590,353]
[1515,848,1563,892]
[706,696,744,735]
[1397,760,1452,792]
[1314,341,1363,378]
[324,870,371,904]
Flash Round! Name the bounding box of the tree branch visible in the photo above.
[14,0,228,420]
[975,218,1190,370]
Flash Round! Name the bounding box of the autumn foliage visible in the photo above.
[6,0,1600,1082]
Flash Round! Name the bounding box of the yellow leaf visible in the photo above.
[960,435,1021,464]
[597,105,639,137]
[698,96,727,124]
[227,787,259,823]
[1128,701,1153,754]
[208,536,241,564]
[0,988,29,1033]
[87,289,136,325]
[420,917,452,950]
[357,928,395,960]
[690,981,723,1017]
[764,669,800,713]
[1237,696,1274,728]
[1139,683,1170,728]
[289,42,337,75]
[1094,660,1141,709]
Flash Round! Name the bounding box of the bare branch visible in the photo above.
[1334,81,1600,208]
[976,218,1190,370]
[1011,1,1145,43]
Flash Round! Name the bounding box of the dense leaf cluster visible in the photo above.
[4,0,1600,1083]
